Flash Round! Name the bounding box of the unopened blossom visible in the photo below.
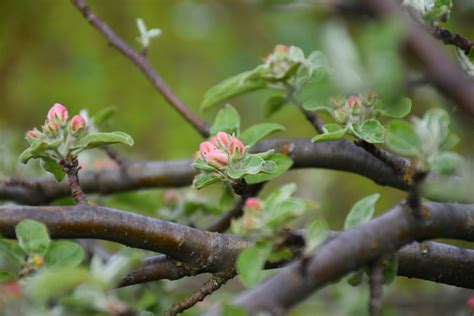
[199,141,217,159]
[228,137,245,159]
[206,149,228,168]
[69,115,87,134]
[25,129,39,142]
[329,95,345,109]
[346,96,362,115]
[245,197,263,212]
[274,44,290,56]
[362,90,376,106]
[47,103,68,125]
[334,107,349,124]
[43,120,60,135]
[467,296,474,311]
[212,131,230,148]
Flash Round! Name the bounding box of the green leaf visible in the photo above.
[0,271,15,283]
[40,157,65,182]
[264,96,287,118]
[266,247,292,262]
[385,119,421,156]
[228,155,275,180]
[344,193,380,229]
[266,198,306,228]
[305,219,329,253]
[222,304,248,316]
[74,131,134,152]
[264,183,297,210]
[201,71,267,110]
[311,123,347,142]
[191,158,218,172]
[219,185,235,210]
[240,123,285,148]
[350,119,385,143]
[0,238,25,264]
[302,101,332,112]
[245,153,293,184]
[25,267,91,302]
[210,104,241,135]
[15,219,51,256]
[19,141,49,163]
[347,270,365,287]
[375,98,412,118]
[45,241,84,268]
[383,255,398,285]
[192,173,221,190]
[428,152,464,175]
[236,241,272,287]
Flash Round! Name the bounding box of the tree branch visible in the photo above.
[165,272,235,316]
[433,24,473,55]
[363,0,474,117]
[1,138,410,204]
[369,258,384,316]
[212,201,474,315]
[71,0,210,137]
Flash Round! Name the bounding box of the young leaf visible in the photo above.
[374,98,412,118]
[383,254,399,285]
[91,106,116,128]
[45,241,85,268]
[201,71,267,110]
[350,119,385,143]
[347,270,365,286]
[0,271,15,283]
[264,95,287,118]
[385,119,421,156]
[191,158,218,172]
[305,219,329,253]
[210,104,241,135]
[228,155,275,179]
[245,153,293,184]
[428,151,464,175]
[344,193,380,229]
[15,219,51,256]
[75,131,134,152]
[302,101,332,112]
[19,141,50,163]
[193,173,221,190]
[236,241,272,287]
[312,123,347,142]
[240,123,285,148]
[40,157,65,182]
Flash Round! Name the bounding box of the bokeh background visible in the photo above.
[1,0,474,315]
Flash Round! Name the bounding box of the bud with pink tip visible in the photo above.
[329,95,345,109]
[205,149,228,168]
[47,103,68,125]
[467,296,474,311]
[362,90,376,107]
[69,115,87,135]
[245,197,263,212]
[212,132,230,148]
[228,137,245,160]
[199,141,217,159]
[334,107,349,124]
[274,44,290,56]
[346,96,362,115]
[25,129,39,143]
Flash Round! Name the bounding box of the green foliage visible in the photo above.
[305,219,329,253]
[40,156,66,182]
[236,241,272,287]
[350,119,385,144]
[73,131,133,153]
[374,98,412,118]
[383,255,399,285]
[344,193,380,230]
[44,241,85,268]
[192,173,221,190]
[386,108,463,174]
[16,219,51,257]
[240,123,285,148]
[227,155,276,180]
[245,153,293,184]
[210,104,241,135]
[312,124,348,142]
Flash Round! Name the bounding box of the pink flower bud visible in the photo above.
[25,130,38,142]
[2,281,22,298]
[69,115,87,134]
[42,120,60,135]
[47,103,68,125]
[346,96,362,115]
[228,138,245,159]
[245,197,263,212]
[205,149,228,168]
[362,90,376,106]
[199,141,217,158]
[467,296,474,311]
[212,132,230,148]
[274,44,289,55]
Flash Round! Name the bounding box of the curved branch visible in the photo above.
[0,205,245,272]
[71,0,210,137]
[1,138,409,205]
[212,202,474,315]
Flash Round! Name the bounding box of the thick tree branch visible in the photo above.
[71,0,210,137]
[214,202,474,315]
[369,258,384,316]
[364,0,474,117]
[1,138,410,204]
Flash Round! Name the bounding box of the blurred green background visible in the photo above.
[1,0,473,315]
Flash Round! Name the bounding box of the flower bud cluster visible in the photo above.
[262,44,305,80]
[26,103,88,145]
[329,91,377,124]
[197,132,246,169]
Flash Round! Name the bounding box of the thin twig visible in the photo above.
[165,272,235,316]
[101,146,128,170]
[301,108,325,134]
[433,24,473,55]
[60,157,88,204]
[71,0,210,137]
[354,139,408,175]
[369,259,384,316]
[406,170,428,218]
